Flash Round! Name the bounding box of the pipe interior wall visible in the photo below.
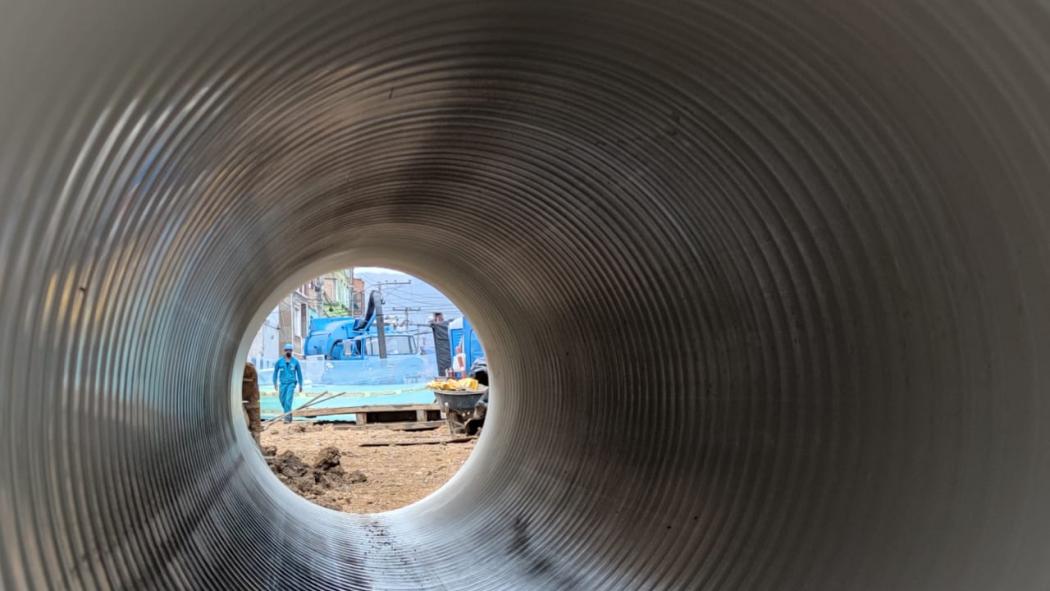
[2,1,1050,589]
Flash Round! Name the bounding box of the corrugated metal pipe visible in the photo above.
[2,1,1050,588]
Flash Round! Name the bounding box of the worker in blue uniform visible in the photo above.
[273,343,303,423]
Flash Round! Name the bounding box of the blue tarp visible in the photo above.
[307,355,439,386]
[259,384,435,421]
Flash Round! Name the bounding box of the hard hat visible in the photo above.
[283,343,294,351]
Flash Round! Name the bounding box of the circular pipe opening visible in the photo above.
[239,265,487,514]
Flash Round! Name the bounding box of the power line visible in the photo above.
[372,280,411,358]
[392,306,422,328]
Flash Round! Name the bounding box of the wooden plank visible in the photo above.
[359,436,476,448]
[400,422,441,432]
[328,420,444,431]
[360,441,435,448]
[293,403,440,418]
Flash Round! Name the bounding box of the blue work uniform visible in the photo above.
[272,356,303,422]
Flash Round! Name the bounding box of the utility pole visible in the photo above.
[312,278,325,317]
[375,280,412,294]
[374,292,387,359]
[348,267,357,314]
[372,280,410,358]
[393,306,422,329]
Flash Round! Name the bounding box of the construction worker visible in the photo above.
[429,312,452,377]
[273,343,303,423]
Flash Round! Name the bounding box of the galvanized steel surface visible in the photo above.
[2,1,1050,589]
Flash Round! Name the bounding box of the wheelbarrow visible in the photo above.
[432,388,488,435]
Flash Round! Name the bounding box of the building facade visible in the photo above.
[247,307,280,370]
[321,269,354,316]
[248,272,361,365]
[351,277,365,314]
[267,281,322,357]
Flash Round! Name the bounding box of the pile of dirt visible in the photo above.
[264,446,367,511]
[285,422,326,434]
[261,422,476,513]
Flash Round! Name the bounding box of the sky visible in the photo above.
[353,267,403,274]
[353,268,462,327]
[249,267,461,360]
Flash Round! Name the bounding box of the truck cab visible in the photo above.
[342,332,419,359]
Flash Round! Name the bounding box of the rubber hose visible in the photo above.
[2,1,1050,589]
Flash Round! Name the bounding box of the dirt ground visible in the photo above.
[260,422,475,513]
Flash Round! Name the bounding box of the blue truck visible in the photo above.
[302,290,485,385]
[448,315,486,382]
[303,291,381,360]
